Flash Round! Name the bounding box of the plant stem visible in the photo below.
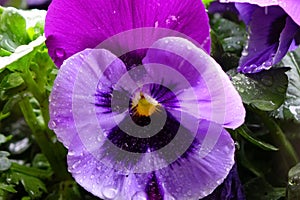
[19,96,71,181]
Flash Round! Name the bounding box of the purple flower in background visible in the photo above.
[219,0,300,73]
[27,0,51,9]
[46,0,245,199]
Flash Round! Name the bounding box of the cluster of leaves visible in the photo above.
[209,8,300,200]
[0,1,299,200]
[0,6,97,199]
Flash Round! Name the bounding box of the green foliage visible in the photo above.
[229,68,288,111]
[273,48,300,122]
[244,177,286,200]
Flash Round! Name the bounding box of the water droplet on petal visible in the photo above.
[164,194,176,200]
[241,49,248,57]
[102,185,118,199]
[49,120,57,129]
[55,48,66,59]
[132,191,148,200]
[71,160,81,170]
[261,75,273,86]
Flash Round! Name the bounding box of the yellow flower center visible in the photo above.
[131,92,160,117]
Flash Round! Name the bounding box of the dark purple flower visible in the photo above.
[27,0,51,9]
[219,0,300,73]
[46,0,245,199]
[0,0,7,5]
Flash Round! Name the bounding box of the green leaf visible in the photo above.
[0,7,29,52]
[203,0,215,6]
[228,68,288,111]
[45,181,82,200]
[0,6,46,54]
[210,15,247,70]
[236,125,279,151]
[287,163,300,200]
[0,72,24,90]
[273,48,300,122]
[0,36,46,71]
[0,183,17,193]
[7,171,47,198]
[244,177,286,200]
[32,154,51,170]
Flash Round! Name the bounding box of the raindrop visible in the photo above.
[131,191,148,200]
[71,160,81,170]
[237,86,245,93]
[49,120,57,129]
[55,48,66,59]
[165,15,178,25]
[241,49,248,57]
[261,75,273,87]
[264,7,268,15]
[164,194,176,200]
[102,185,118,199]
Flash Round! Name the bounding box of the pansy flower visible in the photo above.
[46,0,245,199]
[219,0,300,73]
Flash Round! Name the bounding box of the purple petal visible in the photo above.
[281,0,300,26]
[220,0,300,26]
[273,16,300,63]
[155,120,235,199]
[237,5,290,73]
[67,119,235,200]
[143,37,245,129]
[202,164,246,200]
[49,48,128,148]
[45,0,210,67]
[208,2,239,15]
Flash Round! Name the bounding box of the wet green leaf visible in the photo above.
[210,15,247,70]
[32,154,51,170]
[7,171,47,198]
[236,125,279,151]
[0,36,46,71]
[228,68,288,111]
[0,72,23,90]
[287,163,300,200]
[0,183,17,193]
[273,48,300,122]
[0,7,29,52]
